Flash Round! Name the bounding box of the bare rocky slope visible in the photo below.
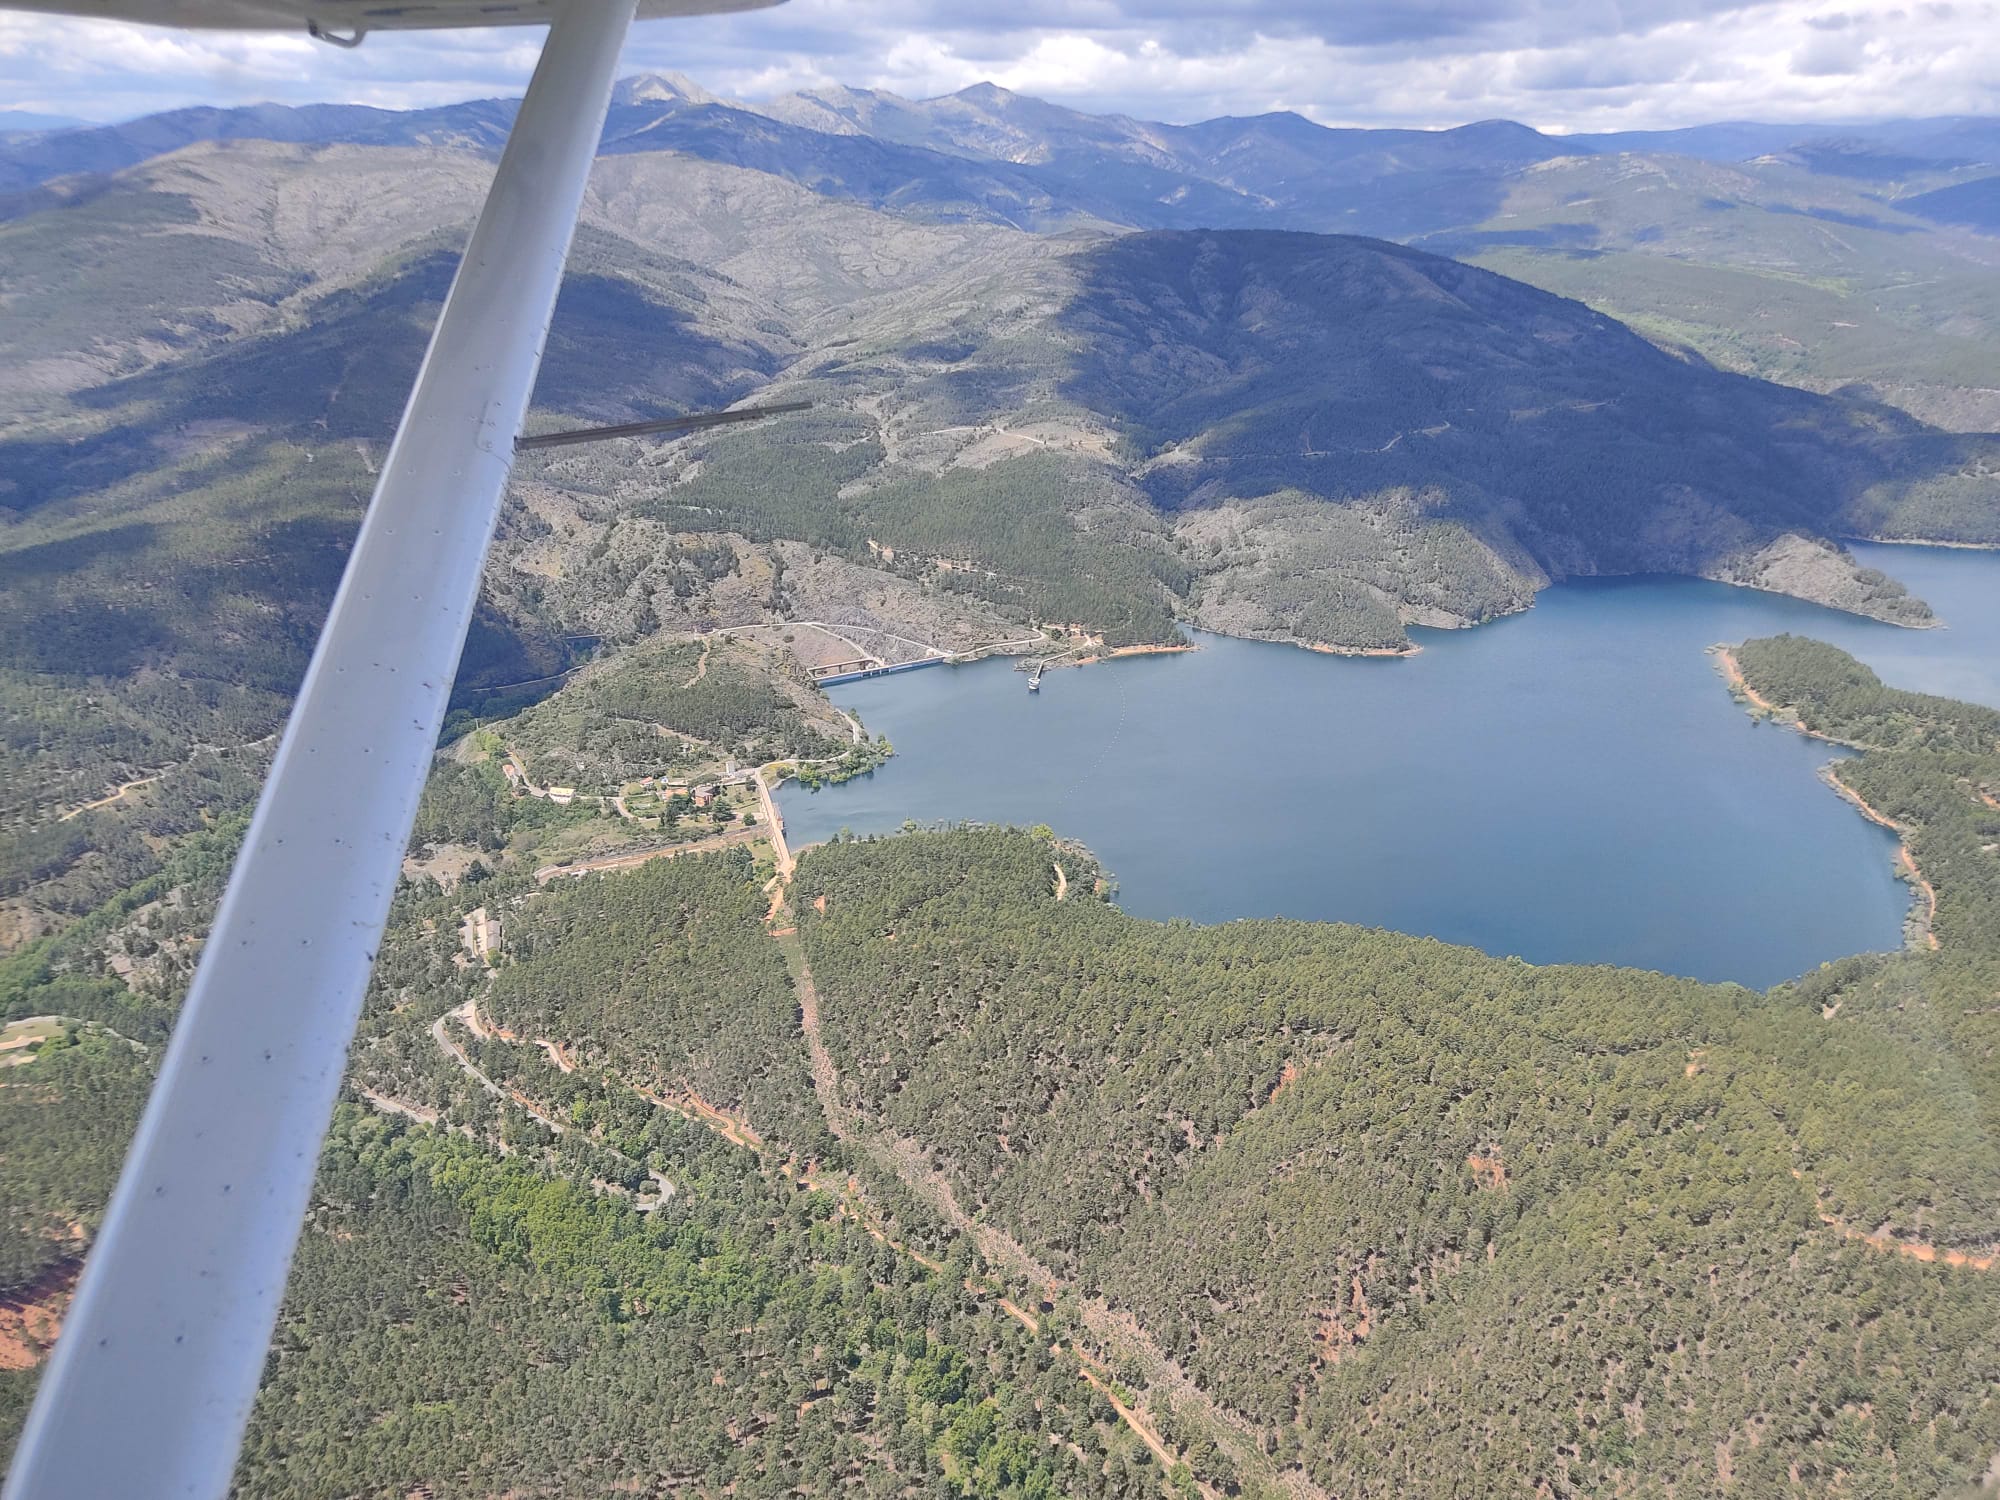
[588,220,1988,653]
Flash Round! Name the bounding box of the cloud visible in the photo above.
[0,0,1995,129]
[1792,27,1869,75]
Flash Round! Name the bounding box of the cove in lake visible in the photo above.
[780,543,2000,989]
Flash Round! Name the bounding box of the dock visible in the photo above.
[1016,655,1066,691]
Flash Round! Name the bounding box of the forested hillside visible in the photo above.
[5,845,1199,1498]
[0,142,1031,942]
[613,225,1989,660]
[632,413,1189,647]
[1734,634,2000,756]
[794,823,2000,1497]
[1405,148,2000,431]
[0,1027,151,1293]
[480,849,831,1154]
[1728,637,2000,1141]
[235,1113,1147,1499]
[8,640,2000,1495]
[500,635,852,791]
[0,214,775,923]
[1732,634,2000,956]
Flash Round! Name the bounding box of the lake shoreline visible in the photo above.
[1304,639,1423,658]
[1013,633,1416,674]
[1069,642,1199,668]
[1191,629,1422,659]
[794,563,2000,985]
[1714,644,1936,952]
[1706,574,1943,629]
[1850,535,2000,553]
[1047,635,1421,668]
[1049,555,1961,673]
[1816,768,1939,951]
[1713,645,1817,735]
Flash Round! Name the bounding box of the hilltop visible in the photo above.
[612,223,1982,654]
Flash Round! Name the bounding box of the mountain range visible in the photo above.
[12,79,2000,239]
[2,74,1998,833]
[6,74,1999,418]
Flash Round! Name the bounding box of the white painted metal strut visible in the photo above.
[1,3,637,1495]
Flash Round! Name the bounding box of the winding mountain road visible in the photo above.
[780,925,1291,1500]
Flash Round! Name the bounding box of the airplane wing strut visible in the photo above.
[3,4,641,1494]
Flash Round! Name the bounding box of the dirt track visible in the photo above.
[780,923,1300,1500]
[533,826,762,883]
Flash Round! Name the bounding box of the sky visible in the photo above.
[1,0,1996,131]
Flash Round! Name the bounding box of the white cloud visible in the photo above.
[0,0,1995,129]
[1792,26,1870,76]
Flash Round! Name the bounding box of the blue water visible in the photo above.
[782,544,2000,987]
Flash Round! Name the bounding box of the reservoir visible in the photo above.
[780,543,2000,988]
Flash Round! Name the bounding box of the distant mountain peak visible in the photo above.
[1187,109,1329,140]
[1453,118,1548,138]
[796,83,878,105]
[614,72,725,108]
[949,82,1020,107]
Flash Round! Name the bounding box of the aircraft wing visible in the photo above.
[0,3,781,1497]
[3,0,773,30]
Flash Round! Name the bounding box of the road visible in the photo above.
[430,1001,518,1110]
[53,731,277,823]
[533,826,764,883]
[503,750,545,797]
[355,1086,438,1126]
[680,636,711,689]
[380,860,1247,1486]
[779,927,1276,1500]
[753,770,793,878]
[527,752,816,884]
[57,774,162,822]
[424,1001,674,1201]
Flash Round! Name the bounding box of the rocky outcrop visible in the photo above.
[1705,532,1936,626]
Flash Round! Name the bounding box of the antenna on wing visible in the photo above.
[518,398,810,450]
[306,19,365,46]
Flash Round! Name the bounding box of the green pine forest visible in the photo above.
[3,634,1999,1496]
